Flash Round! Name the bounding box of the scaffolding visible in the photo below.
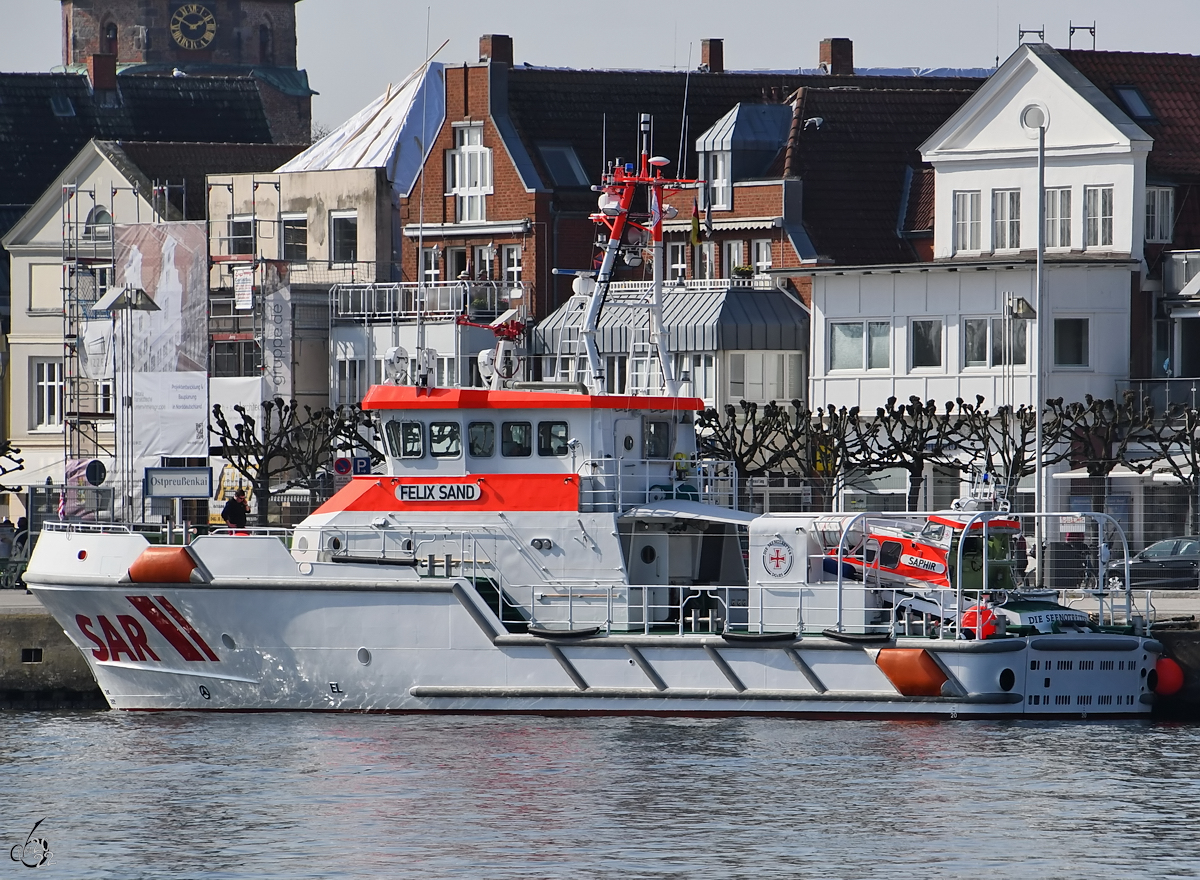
[60,178,183,488]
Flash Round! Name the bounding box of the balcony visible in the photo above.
[332,280,525,324]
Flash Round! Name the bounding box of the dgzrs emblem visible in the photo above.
[763,538,794,578]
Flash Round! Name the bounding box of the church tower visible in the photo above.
[59,0,312,143]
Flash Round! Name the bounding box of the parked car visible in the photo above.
[1105,537,1200,590]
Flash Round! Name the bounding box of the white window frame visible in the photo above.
[501,245,522,283]
[722,240,743,279]
[992,189,1021,251]
[668,242,688,281]
[1045,188,1071,249]
[31,358,64,430]
[329,210,358,265]
[228,214,255,256]
[699,242,715,280]
[1085,186,1114,249]
[281,212,307,263]
[705,151,731,210]
[961,317,1028,369]
[829,321,890,372]
[954,191,981,253]
[472,245,494,280]
[448,123,492,223]
[1054,317,1090,368]
[1146,187,1175,244]
[335,357,366,405]
[752,239,772,275]
[421,247,441,283]
[910,318,943,370]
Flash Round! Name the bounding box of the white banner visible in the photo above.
[234,266,254,310]
[261,264,292,400]
[132,371,208,458]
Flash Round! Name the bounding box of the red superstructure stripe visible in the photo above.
[126,596,206,662]
[361,386,703,412]
[154,595,220,661]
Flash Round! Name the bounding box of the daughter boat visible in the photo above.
[24,118,1168,717]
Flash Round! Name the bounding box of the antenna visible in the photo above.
[1017,25,1045,46]
[677,43,692,174]
[1069,21,1096,50]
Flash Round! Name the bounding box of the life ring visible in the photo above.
[960,605,998,639]
[673,452,691,476]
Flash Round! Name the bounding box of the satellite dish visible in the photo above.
[383,346,409,385]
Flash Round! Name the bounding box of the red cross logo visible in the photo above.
[770,549,787,568]
[763,541,792,577]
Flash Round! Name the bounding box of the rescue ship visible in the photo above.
[23,115,1174,717]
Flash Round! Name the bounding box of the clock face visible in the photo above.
[170,4,217,51]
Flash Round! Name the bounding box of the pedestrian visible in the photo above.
[221,489,249,529]
[0,518,14,561]
[12,518,28,556]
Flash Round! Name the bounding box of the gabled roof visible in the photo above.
[0,72,276,233]
[785,88,974,264]
[1059,48,1200,179]
[277,62,444,196]
[503,67,984,200]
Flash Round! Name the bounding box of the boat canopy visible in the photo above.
[622,499,757,525]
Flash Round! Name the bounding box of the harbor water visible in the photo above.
[1,712,1197,878]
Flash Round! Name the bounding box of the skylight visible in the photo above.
[1114,86,1155,121]
[538,144,590,187]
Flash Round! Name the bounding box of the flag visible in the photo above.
[704,201,713,238]
[690,199,701,246]
[650,190,662,229]
[57,490,65,521]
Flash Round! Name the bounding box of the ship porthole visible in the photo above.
[640,545,657,564]
[296,536,308,551]
[330,536,342,551]
[221,633,236,650]
[357,647,372,666]
[999,668,1015,691]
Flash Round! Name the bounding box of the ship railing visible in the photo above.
[802,509,1146,639]
[577,458,739,512]
[332,280,524,323]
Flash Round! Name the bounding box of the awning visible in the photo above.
[1051,465,1153,480]
[662,215,781,234]
[533,285,808,355]
[622,499,757,525]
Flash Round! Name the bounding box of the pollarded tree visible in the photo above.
[861,396,969,511]
[0,441,23,492]
[696,400,795,479]
[1043,393,1157,513]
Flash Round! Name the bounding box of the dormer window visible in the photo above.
[538,144,589,187]
[83,206,112,240]
[1114,86,1156,122]
[702,151,731,210]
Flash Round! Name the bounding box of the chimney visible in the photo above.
[701,38,724,74]
[819,38,854,76]
[479,34,513,67]
[87,54,118,91]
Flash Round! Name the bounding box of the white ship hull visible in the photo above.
[27,529,1160,718]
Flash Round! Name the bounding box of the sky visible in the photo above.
[3,0,1200,131]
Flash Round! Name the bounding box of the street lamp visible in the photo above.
[1022,103,1047,583]
[94,285,159,521]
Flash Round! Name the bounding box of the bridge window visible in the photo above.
[386,420,424,459]
[645,420,671,459]
[468,421,494,457]
[501,421,532,457]
[430,421,461,458]
[538,421,569,456]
